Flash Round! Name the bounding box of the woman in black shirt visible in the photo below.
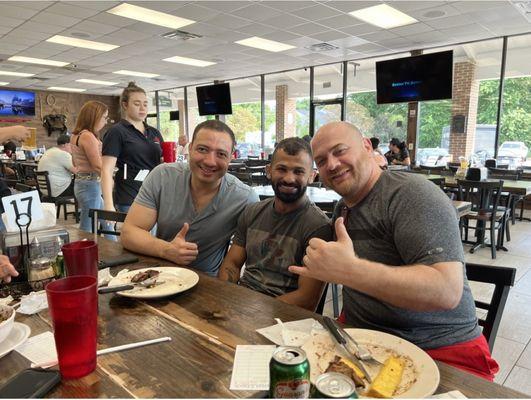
[385,137,411,166]
[101,82,163,213]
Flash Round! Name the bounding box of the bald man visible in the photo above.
[289,122,498,381]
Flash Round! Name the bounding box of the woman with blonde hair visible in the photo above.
[102,82,163,213]
[70,100,109,232]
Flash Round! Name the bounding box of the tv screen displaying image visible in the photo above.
[376,50,453,104]
[0,89,36,117]
[196,83,232,116]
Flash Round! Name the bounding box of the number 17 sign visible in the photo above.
[1,190,44,230]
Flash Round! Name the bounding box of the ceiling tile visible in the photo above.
[31,11,81,27]
[389,22,434,37]
[318,13,359,29]
[0,4,40,19]
[389,1,448,13]
[10,21,64,36]
[16,2,55,11]
[339,23,379,37]
[231,4,283,21]
[289,4,342,21]
[198,1,249,13]
[204,14,252,30]
[169,4,220,22]
[88,12,138,28]
[62,1,119,11]
[262,31,301,42]
[260,2,316,12]
[347,42,387,53]
[325,1,381,13]
[407,4,461,22]
[327,36,369,48]
[309,30,349,42]
[126,22,173,35]
[45,3,101,18]
[65,20,121,36]
[236,23,278,36]
[260,13,308,29]
[289,22,330,36]
[0,15,26,28]
[359,30,400,42]
[186,22,233,37]
[450,1,508,13]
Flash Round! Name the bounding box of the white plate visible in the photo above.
[0,322,31,359]
[301,328,440,398]
[108,267,199,299]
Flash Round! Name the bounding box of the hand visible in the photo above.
[392,159,399,165]
[0,255,18,283]
[8,125,31,142]
[289,218,356,284]
[103,203,116,212]
[165,223,198,265]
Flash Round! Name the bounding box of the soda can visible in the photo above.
[270,346,311,398]
[313,372,358,398]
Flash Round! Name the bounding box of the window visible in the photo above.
[157,89,184,142]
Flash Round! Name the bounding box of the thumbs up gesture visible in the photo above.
[289,217,356,283]
[165,223,198,265]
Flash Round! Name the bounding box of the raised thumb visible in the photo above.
[176,222,189,239]
[334,217,350,243]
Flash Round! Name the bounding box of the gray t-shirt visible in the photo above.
[235,197,332,297]
[135,163,259,276]
[336,171,480,350]
[37,147,73,197]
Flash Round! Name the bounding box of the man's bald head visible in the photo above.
[313,121,363,145]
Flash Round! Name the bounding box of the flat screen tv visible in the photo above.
[196,83,232,116]
[0,89,36,117]
[376,50,453,104]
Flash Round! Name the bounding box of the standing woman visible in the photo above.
[101,82,163,213]
[70,101,109,232]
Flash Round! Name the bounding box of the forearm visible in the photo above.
[101,169,114,209]
[121,223,171,261]
[218,261,241,283]
[278,286,324,311]
[342,259,462,311]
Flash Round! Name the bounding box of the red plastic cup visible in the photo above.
[62,240,98,279]
[46,276,98,379]
[162,141,177,163]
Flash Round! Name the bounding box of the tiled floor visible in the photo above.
[322,211,531,396]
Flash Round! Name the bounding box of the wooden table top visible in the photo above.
[0,228,526,398]
[428,175,531,196]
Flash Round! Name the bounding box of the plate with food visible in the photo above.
[107,266,199,299]
[301,328,439,398]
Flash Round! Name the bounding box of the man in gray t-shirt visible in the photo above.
[122,121,258,276]
[289,122,495,379]
[219,138,331,310]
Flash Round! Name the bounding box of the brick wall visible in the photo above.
[448,61,479,160]
[0,89,120,149]
[275,85,296,142]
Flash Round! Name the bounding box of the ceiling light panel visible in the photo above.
[0,71,35,77]
[113,70,160,78]
[0,82,9,86]
[162,56,216,67]
[46,35,119,51]
[76,79,118,86]
[235,36,296,52]
[349,4,418,29]
[8,56,70,67]
[48,86,86,92]
[107,3,195,29]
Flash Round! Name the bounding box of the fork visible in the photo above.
[341,327,382,366]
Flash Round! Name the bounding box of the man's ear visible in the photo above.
[266,164,271,179]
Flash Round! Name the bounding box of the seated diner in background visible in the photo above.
[385,137,411,166]
[121,120,259,276]
[37,134,78,198]
[218,137,332,311]
[290,121,499,381]
[369,137,388,169]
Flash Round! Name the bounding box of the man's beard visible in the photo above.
[272,181,307,203]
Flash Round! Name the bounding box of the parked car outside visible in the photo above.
[416,148,451,166]
[497,141,528,162]
[235,142,262,158]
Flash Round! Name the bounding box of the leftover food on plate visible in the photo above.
[131,269,160,283]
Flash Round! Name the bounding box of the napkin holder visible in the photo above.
[466,167,488,181]
[1,228,69,282]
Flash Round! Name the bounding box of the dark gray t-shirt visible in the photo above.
[235,197,332,297]
[135,163,259,276]
[336,171,480,350]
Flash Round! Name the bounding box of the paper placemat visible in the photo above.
[230,345,276,391]
[15,331,57,364]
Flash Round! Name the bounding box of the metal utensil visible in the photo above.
[322,317,372,383]
[98,277,165,294]
[332,319,382,366]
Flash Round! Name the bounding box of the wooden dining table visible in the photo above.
[428,175,531,196]
[0,227,525,398]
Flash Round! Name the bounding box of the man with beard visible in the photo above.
[289,122,498,380]
[218,137,332,311]
[122,120,259,276]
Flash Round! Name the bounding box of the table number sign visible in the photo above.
[1,190,44,230]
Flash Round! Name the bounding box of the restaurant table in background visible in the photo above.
[428,175,531,196]
[0,228,525,398]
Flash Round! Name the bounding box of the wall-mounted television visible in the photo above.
[376,50,453,104]
[196,83,232,116]
[169,110,179,120]
[0,89,36,117]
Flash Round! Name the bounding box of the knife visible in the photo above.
[322,316,372,383]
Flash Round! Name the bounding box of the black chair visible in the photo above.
[466,262,516,351]
[419,165,448,174]
[488,168,522,225]
[35,171,78,221]
[89,209,128,237]
[457,180,510,259]
[314,200,337,219]
[14,183,33,192]
[229,170,252,185]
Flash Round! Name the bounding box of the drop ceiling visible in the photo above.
[0,0,529,95]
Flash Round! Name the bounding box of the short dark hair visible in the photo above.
[3,141,17,152]
[369,137,380,150]
[191,120,236,151]
[57,134,71,146]
[271,137,312,164]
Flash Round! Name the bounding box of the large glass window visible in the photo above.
[265,69,310,149]
[499,34,531,167]
[225,77,263,157]
[156,89,184,142]
[346,57,408,154]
